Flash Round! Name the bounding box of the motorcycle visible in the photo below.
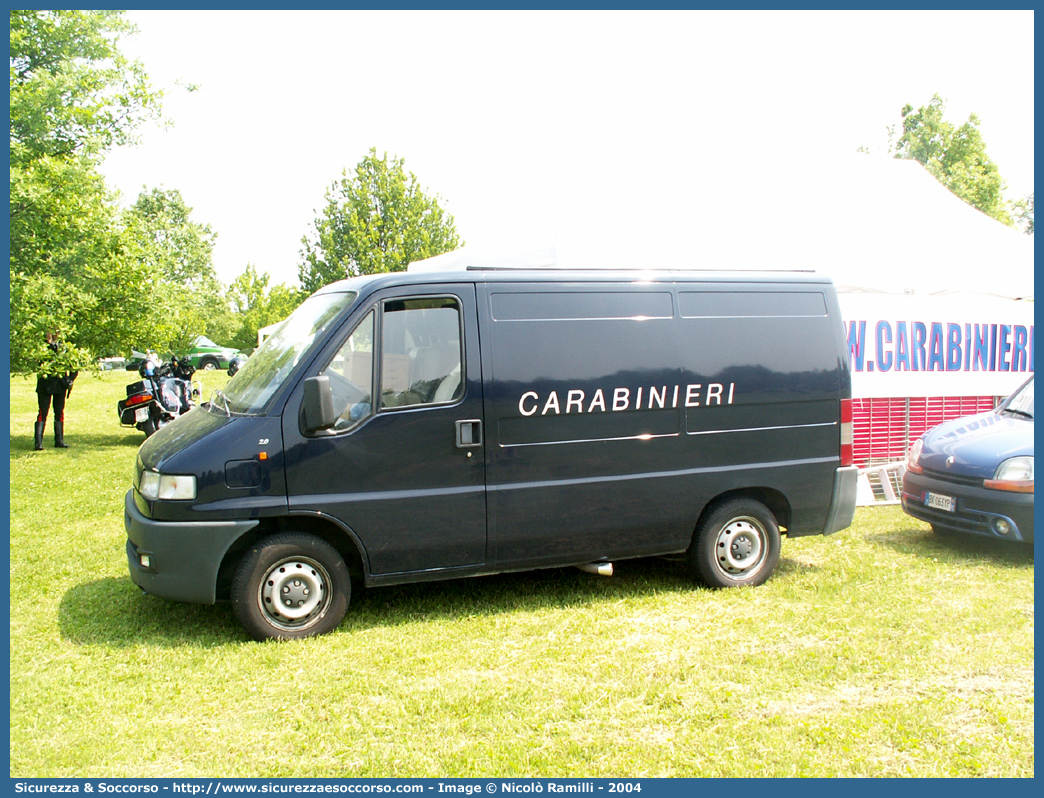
[118,354,201,438]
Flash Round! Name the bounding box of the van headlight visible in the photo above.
[984,456,1034,493]
[139,470,197,500]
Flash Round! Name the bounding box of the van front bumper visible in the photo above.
[124,489,259,604]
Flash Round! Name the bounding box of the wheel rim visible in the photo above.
[257,556,332,632]
[713,516,768,580]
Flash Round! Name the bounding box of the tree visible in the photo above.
[10,10,160,162]
[9,10,163,373]
[9,150,118,283]
[225,264,305,352]
[9,10,161,283]
[119,188,235,352]
[891,94,1012,226]
[9,153,132,369]
[1012,193,1034,236]
[9,272,97,376]
[123,188,218,288]
[298,149,462,293]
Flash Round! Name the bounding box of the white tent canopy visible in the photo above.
[411,156,1033,301]
[786,156,1033,301]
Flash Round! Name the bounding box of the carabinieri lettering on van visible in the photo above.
[518,383,736,416]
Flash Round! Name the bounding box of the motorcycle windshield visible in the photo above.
[216,290,358,415]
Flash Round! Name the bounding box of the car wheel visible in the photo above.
[232,533,350,641]
[200,357,219,371]
[688,498,781,588]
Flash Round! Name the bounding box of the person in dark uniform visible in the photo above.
[35,332,77,450]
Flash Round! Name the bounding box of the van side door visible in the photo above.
[282,284,486,575]
[478,282,692,568]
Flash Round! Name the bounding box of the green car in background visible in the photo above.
[187,335,242,371]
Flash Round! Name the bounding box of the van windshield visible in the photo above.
[213,291,358,415]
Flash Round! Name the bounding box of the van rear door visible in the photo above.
[282,283,486,575]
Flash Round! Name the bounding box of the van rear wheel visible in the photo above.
[688,499,780,588]
[232,533,350,641]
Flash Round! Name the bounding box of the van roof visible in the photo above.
[314,268,834,296]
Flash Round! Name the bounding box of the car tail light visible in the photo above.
[840,398,853,467]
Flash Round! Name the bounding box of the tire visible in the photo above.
[140,418,157,437]
[688,499,781,588]
[200,357,219,371]
[232,533,350,641]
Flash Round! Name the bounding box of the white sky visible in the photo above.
[99,9,1035,289]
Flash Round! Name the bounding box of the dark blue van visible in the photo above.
[125,267,859,640]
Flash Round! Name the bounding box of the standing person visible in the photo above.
[35,332,77,450]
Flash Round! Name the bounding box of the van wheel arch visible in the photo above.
[215,516,367,602]
[695,488,791,536]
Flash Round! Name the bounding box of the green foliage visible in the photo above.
[9,10,161,162]
[9,273,96,373]
[120,188,232,353]
[76,250,165,357]
[1011,193,1033,235]
[891,94,1013,226]
[123,188,218,288]
[8,152,118,281]
[7,155,130,370]
[9,180,232,370]
[225,264,306,352]
[9,10,167,373]
[298,148,462,293]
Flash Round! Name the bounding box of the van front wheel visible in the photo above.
[689,499,780,588]
[232,533,350,641]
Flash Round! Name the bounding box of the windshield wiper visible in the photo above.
[210,388,231,417]
[1002,407,1033,420]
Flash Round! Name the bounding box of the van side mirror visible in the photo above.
[302,376,337,432]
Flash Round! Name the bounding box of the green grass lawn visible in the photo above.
[9,372,1035,777]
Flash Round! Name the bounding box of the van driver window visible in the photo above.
[321,310,375,432]
[381,297,463,410]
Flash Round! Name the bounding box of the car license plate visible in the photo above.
[925,492,955,512]
[134,407,149,423]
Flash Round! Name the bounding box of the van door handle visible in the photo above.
[455,419,482,448]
